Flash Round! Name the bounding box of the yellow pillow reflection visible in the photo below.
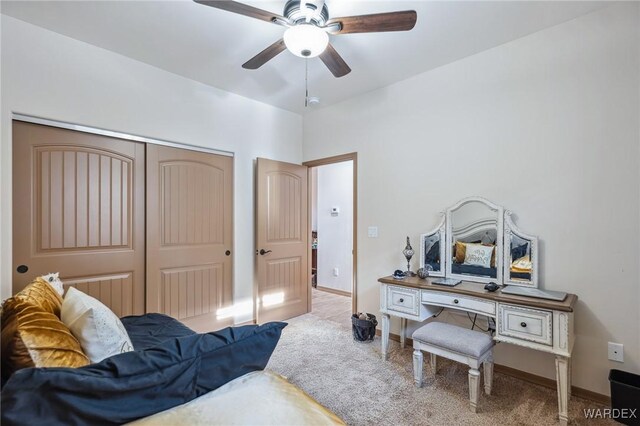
[511,255,532,273]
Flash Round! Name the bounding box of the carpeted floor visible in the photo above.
[267,314,613,426]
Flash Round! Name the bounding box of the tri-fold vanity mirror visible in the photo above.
[420,196,538,288]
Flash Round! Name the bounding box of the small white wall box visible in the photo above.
[608,342,624,362]
[331,206,340,216]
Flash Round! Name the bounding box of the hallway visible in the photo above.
[311,288,352,329]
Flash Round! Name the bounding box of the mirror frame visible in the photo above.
[445,196,504,285]
[503,210,539,288]
[419,214,446,278]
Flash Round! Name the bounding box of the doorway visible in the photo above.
[304,153,357,326]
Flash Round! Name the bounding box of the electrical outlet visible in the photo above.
[368,226,378,238]
[333,268,339,277]
[608,342,624,362]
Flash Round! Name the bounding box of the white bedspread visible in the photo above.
[127,371,345,426]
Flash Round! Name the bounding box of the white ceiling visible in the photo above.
[1,0,611,114]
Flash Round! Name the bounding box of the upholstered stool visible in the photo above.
[412,322,495,413]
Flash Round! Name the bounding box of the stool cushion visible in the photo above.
[412,322,494,358]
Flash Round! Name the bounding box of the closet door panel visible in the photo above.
[13,121,146,315]
[146,145,233,332]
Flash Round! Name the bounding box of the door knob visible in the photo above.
[16,265,29,274]
[259,249,272,256]
[225,250,231,256]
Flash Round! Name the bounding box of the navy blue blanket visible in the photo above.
[122,313,196,349]
[1,315,286,426]
[451,263,497,278]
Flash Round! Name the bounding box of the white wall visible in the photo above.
[303,4,640,396]
[316,161,353,294]
[0,16,303,323]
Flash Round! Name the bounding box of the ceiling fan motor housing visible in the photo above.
[284,0,329,26]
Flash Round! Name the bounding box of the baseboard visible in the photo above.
[376,329,611,406]
[234,319,256,326]
[493,364,610,405]
[316,285,352,298]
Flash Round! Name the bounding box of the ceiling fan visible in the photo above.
[194,0,417,78]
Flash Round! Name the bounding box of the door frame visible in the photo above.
[303,153,358,314]
[12,113,234,157]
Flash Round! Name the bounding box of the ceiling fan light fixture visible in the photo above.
[283,24,328,58]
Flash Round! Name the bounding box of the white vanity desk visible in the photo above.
[379,275,578,425]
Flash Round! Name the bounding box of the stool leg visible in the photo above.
[430,353,437,374]
[413,350,423,387]
[468,368,481,413]
[483,360,493,395]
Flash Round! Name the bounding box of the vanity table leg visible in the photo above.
[567,357,572,399]
[381,313,390,361]
[400,318,407,349]
[555,355,570,426]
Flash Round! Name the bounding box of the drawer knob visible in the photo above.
[520,322,527,328]
[453,299,459,304]
[399,298,404,303]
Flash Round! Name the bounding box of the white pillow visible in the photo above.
[61,287,134,363]
[463,244,494,268]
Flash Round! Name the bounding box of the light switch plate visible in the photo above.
[368,226,378,238]
[608,342,624,362]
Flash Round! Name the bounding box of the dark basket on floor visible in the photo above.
[609,369,640,425]
[351,313,378,342]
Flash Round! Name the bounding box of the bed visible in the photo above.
[128,370,344,426]
[1,278,344,426]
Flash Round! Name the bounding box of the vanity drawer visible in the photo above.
[421,290,496,317]
[498,304,552,346]
[386,286,419,316]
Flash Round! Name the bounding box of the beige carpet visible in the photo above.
[267,314,613,426]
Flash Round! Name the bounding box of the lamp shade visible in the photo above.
[283,24,329,58]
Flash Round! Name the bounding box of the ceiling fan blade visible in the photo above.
[194,0,286,25]
[242,39,287,70]
[319,43,351,78]
[327,10,417,35]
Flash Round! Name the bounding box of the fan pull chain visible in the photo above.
[305,59,309,108]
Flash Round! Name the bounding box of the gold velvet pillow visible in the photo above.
[455,241,467,264]
[10,277,63,318]
[1,299,89,380]
[511,255,533,273]
[0,278,89,378]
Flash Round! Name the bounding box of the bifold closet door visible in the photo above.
[12,121,146,316]
[146,145,234,332]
